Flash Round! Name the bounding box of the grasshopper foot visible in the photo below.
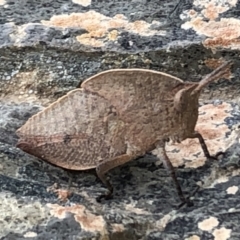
[176,186,200,209]
[208,151,224,160]
[96,191,113,203]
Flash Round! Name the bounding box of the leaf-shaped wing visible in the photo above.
[16,89,127,170]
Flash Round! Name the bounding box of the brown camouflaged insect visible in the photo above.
[16,60,232,205]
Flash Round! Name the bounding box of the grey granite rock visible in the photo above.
[1,0,240,239]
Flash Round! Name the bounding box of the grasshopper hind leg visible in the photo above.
[190,131,223,160]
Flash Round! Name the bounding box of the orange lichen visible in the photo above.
[213,227,232,240]
[204,38,240,50]
[185,18,240,40]
[47,204,106,233]
[198,216,219,231]
[188,9,198,17]
[54,189,72,201]
[76,34,104,47]
[42,11,165,47]
[182,0,240,50]
[165,102,232,168]
[205,59,227,69]
[108,30,118,41]
[47,183,72,201]
[204,59,233,80]
[201,3,227,20]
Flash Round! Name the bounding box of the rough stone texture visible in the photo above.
[1,0,240,239]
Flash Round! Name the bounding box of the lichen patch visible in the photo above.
[23,232,38,238]
[198,216,219,231]
[165,102,232,168]
[185,235,200,240]
[47,183,72,202]
[183,18,240,40]
[204,58,232,80]
[208,176,229,188]
[125,203,150,215]
[53,189,72,201]
[76,34,104,47]
[226,186,239,195]
[72,0,91,7]
[111,224,125,233]
[155,214,172,231]
[193,0,237,8]
[47,203,106,233]
[0,192,50,238]
[42,11,166,47]
[201,3,228,20]
[181,0,240,50]
[212,227,232,240]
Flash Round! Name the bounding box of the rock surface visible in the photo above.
[1,0,240,239]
